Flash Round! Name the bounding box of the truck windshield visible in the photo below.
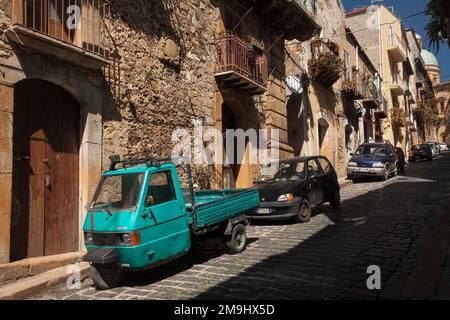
[258,161,305,182]
[90,173,144,211]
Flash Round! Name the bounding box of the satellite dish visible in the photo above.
[285,75,303,95]
[366,5,380,30]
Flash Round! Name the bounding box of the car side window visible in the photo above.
[146,171,176,206]
[318,158,332,174]
[307,159,321,178]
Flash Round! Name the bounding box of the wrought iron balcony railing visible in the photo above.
[215,31,268,94]
[12,0,110,58]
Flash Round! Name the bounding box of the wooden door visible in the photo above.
[11,79,79,261]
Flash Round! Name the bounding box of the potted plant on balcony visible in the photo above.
[246,35,266,55]
[308,52,344,86]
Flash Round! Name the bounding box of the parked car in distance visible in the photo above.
[395,147,406,172]
[249,156,340,223]
[427,141,440,158]
[408,144,433,162]
[347,142,398,181]
[439,142,448,151]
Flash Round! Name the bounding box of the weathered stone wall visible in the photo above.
[101,0,221,170]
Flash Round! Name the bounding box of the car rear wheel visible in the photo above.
[224,224,247,254]
[294,199,311,223]
[329,189,340,209]
[90,263,123,290]
[392,166,398,177]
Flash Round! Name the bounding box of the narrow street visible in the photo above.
[31,152,450,300]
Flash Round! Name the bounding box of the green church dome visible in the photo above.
[421,49,439,66]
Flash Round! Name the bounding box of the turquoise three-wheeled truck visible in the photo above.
[83,156,260,289]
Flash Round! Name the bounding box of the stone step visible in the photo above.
[0,251,85,284]
[0,262,90,300]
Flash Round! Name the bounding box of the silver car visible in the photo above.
[427,142,440,158]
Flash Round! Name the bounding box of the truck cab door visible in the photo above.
[142,168,190,262]
[306,159,324,206]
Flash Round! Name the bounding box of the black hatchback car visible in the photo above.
[248,156,340,223]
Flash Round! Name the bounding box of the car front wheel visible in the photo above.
[294,199,311,223]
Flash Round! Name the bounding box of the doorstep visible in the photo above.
[0,251,86,284]
[0,262,90,300]
[338,177,353,188]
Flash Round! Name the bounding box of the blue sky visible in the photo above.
[343,0,450,83]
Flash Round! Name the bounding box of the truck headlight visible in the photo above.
[84,232,93,244]
[277,194,294,202]
[119,232,140,246]
[372,162,385,168]
[348,161,357,167]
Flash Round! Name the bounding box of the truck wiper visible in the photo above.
[103,208,112,216]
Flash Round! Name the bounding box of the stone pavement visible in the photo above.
[30,152,450,300]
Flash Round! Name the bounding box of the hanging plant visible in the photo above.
[308,52,344,86]
[246,35,266,55]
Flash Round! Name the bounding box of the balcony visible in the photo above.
[241,0,320,41]
[8,0,110,69]
[387,34,407,63]
[341,69,365,99]
[341,68,382,109]
[308,39,343,86]
[405,113,414,126]
[215,32,268,94]
[390,73,407,96]
[363,83,382,109]
[375,96,389,118]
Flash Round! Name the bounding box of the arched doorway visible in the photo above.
[10,79,80,261]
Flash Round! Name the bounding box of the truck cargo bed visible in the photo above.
[186,188,259,228]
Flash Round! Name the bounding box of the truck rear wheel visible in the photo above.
[90,263,123,290]
[224,224,247,254]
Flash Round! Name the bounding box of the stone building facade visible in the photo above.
[346,5,440,155]
[284,0,348,178]
[435,81,450,144]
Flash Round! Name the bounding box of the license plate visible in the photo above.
[358,167,369,172]
[256,208,272,214]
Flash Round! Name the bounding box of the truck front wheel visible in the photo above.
[90,262,123,290]
[224,224,247,254]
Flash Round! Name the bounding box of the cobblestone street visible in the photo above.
[31,153,450,300]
